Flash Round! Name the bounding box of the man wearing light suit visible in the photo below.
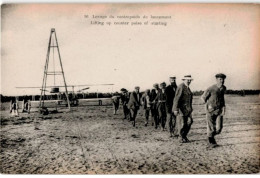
[172,75,193,143]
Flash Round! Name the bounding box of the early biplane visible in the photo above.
[16,28,114,114]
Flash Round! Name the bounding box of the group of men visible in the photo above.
[9,99,31,116]
[112,73,227,148]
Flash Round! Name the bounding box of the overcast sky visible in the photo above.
[1,4,260,96]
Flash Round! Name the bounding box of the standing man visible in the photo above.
[128,86,142,127]
[150,83,161,129]
[111,92,121,115]
[172,75,193,143]
[120,88,130,120]
[23,99,31,114]
[141,89,152,126]
[155,82,167,131]
[165,76,178,137]
[10,98,19,117]
[201,73,227,148]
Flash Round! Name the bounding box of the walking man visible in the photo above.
[201,73,227,148]
[128,86,142,127]
[165,76,178,137]
[111,92,121,115]
[141,89,152,126]
[172,75,193,143]
[120,88,130,120]
[155,82,167,131]
[150,83,161,129]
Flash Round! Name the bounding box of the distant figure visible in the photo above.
[165,76,178,137]
[155,82,167,131]
[10,98,19,117]
[120,88,130,120]
[150,83,161,129]
[128,86,142,127]
[201,73,227,148]
[111,92,121,115]
[141,89,152,126]
[173,75,193,143]
[23,99,31,114]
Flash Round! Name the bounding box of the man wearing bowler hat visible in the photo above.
[201,73,227,148]
[165,76,178,137]
[128,86,142,127]
[172,75,193,143]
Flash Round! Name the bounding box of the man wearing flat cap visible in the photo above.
[128,86,142,127]
[120,88,130,120]
[154,82,167,131]
[172,75,194,143]
[165,76,178,137]
[201,73,227,148]
[150,83,161,129]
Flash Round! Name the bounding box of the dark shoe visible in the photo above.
[145,123,148,127]
[207,137,218,148]
[211,137,217,145]
[184,137,191,143]
[208,137,213,144]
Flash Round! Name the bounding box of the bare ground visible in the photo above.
[1,95,259,174]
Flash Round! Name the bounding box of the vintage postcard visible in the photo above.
[1,3,260,174]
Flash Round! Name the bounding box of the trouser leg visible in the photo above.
[130,109,134,121]
[145,108,150,125]
[183,116,193,138]
[150,108,155,126]
[161,105,166,129]
[158,105,163,129]
[177,115,186,139]
[130,109,138,127]
[215,115,223,135]
[153,110,158,128]
[155,111,159,128]
[28,105,31,114]
[116,103,119,111]
[172,114,178,136]
[123,105,129,119]
[166,113,173,133]
[206,113,217,138]
[113,103,116,114]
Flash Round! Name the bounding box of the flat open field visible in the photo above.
[1,95,259,174]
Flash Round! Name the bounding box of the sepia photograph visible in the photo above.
[1,3,260,174]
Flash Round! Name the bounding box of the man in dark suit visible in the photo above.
[150,83,161,129]
[165,76,178,137]
[128,86,142,127]
[120,88,130,120]
[155,82,167,131]
[172,75,193,143]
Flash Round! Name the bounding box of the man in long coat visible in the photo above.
[172,75,193,143]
